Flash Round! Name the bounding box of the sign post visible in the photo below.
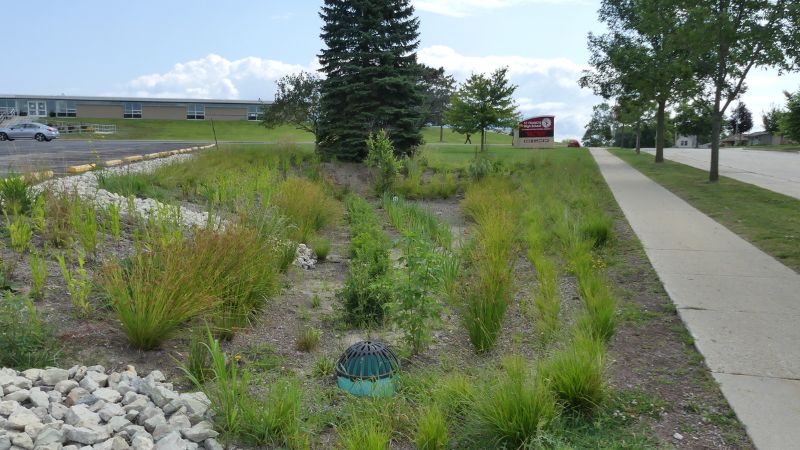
[513,116,555,148]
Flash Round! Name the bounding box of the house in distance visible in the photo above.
[513,115,555,148]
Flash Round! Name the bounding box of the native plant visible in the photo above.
[29,251,48,300]
[542,332,607,413]
[56,251,93,318]
[366,130,399,194]
[68,198,98,255]
[415,405,449,450]
[0,292,59,369]
[272,177,342,243]
[5,213,32,252]
[106,202,122,242]
[0,173,35,215]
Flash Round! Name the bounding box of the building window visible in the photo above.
[247,105,263,121]
[55,100,77,117]
[123,102,142,119]
[187,104,205,120]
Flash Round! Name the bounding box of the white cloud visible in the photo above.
[116,54,315,100]
[419,45,597,139]
[116,47,597,140]
[413,0,589,17]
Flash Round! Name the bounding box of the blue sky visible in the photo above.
[2,0,798,138]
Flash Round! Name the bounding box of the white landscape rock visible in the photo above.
[0,367,216,449]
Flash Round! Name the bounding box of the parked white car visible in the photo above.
[0,122,60,141]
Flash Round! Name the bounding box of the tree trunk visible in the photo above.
[655,99,666,163]
[480,128,486,152]
[710,111,722,182]
[635,122,641,154]
[439,125,444,143]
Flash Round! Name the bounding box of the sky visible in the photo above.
[2,0,799,139]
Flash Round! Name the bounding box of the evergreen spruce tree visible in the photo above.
[317,0,424,161]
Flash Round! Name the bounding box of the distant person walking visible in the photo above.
[464,133,472,144]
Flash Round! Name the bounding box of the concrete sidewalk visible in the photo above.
[591,148,800,450]
[641,147,800,200]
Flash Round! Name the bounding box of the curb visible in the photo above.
[66,163,96,174]
[60,144,215,178]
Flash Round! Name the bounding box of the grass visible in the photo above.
[309,236,331,260]
[0,292,60,369]
[610,148,800,272]
[415,405,449,450]
[29,251,47,299]
[56,251,93,318]
[273,177,342,243]
[295,326,321,352]
[460,177,520,352]
[542,333,607,413]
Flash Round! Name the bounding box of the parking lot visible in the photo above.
[0,139,206,176]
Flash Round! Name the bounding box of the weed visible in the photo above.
[312,355,336,379]
[415,405,449,450]
[29,251,47,300]
[296,327,321,352]
[309,235,331,261]
[5,213,32,252]
[0,173,35,214]
[106,202,122,241]
[239,379,306,448]
[184,329,213,384]
[473,356,558,447]
[30,195,45,232]
[338,417,392,450]
[56,251,93,318]
[543,333,607,413]
[311,294,322,309]
[0,292,59,369]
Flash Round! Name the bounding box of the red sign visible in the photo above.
[519,116,554,138]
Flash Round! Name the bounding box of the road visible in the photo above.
[642,147,800,200]
[0,140,205,176]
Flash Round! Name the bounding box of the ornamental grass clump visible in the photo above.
[542,332,607,414]
[338,417,392,450]
[102,225,282,349]
[415,405,449,450]
[460,178,520,352]
[0,292,59,370]
[273,176,342,243]
[473,356,558,447]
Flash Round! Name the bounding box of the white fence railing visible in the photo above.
[0,108,17,123]
[46,122,117,135]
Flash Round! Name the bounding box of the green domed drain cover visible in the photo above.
[336,341,399,397]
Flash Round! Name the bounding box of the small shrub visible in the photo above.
[312,355,336,379]
[309,236,331,261]
[542,333,607,413]
[473,356,558,447]
[365,129,399,194]
[296,327,321,352]
[415,405,449,450]
[273,177,342,243]
[339,418,392,450]
[0,174,35,214]
[0,292,59,369]
[5,214,32,252]
[29,251,47,300]
[387,232,444,353]
[56,252,92,318]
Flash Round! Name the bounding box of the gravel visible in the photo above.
[0,366,219,450]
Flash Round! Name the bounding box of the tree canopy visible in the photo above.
[261,71,322,138]
[582,103,614,147]
[762,106,784,134]
[726,102,753,135]
[317,0,424,161]
[444,67,518,152]
[674,100,713,144]
[782,89,800,143]
[418,65,456,142]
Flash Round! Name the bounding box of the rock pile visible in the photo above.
[294,244,317,270]
[35,154,216,230]
[0,366,221,450]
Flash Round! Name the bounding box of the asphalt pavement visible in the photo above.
[642,147,800,200]
[0,140,206,176]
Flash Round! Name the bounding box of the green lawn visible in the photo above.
[41,117,515,145]
[736,144,800,153]
[423,142,569,170]
[610,148,800,272]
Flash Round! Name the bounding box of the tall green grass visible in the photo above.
[0,292,59,369]
[542,333,607,413]
[273,176,342,243]
[415,405,449,450]
[459,178,520,352]
[382,193,452,249]
[473,356,558,447]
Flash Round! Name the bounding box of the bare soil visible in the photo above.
[11,161,752,449]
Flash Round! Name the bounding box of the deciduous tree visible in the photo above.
[691,0,800,181]
[582,103,614,147]
[419,65,456,142]
[674,100,713,145]
[261,71,322,139]
[444,68,518,152]
[762,106,784,134]
[782,89,800,142]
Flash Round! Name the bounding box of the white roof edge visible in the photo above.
[0,94,270,105]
